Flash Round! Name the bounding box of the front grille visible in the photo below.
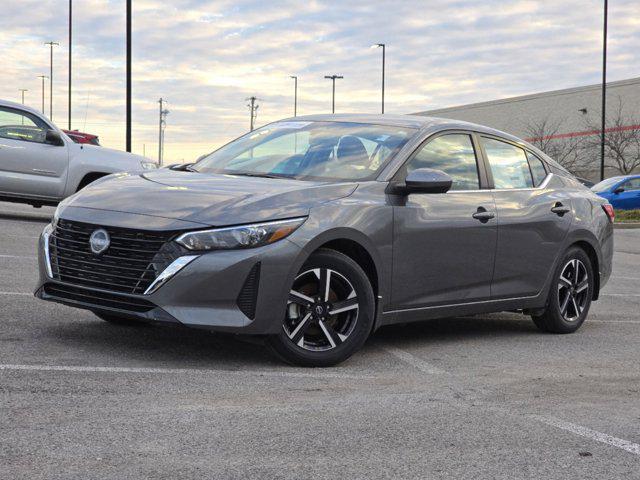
[43,283,155,313]
[49,219,180,294]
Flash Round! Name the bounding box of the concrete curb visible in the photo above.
[615,222,640,229]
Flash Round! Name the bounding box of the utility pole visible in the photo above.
[290,76,298,117]
[19,89,28,104]
[324,75,343,114]
[44,41,59,120]
[246,96,260,131]
[372,43,386,114]
[126,0,132,152]
[68,0,72,129]
[37,76,48,114]
[158,98,169,165]
[600,0,608,181]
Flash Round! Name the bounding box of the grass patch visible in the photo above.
[615,209,640,222]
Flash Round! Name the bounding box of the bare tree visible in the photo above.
[584,97,640,175]
[522,116,587,175]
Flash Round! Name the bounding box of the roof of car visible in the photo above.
[280,113,526,141]
[0,98,46,118]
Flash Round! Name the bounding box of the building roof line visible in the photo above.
[414,77,640,115]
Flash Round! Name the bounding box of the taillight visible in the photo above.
[602,204,615,223]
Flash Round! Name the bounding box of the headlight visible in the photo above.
[175,217,307,251]
[141,161,158,170]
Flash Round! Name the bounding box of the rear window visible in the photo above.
[526,152,548,187]
[482,137,533,189]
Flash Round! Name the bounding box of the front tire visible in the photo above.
[267,249,375,367]
[532,246,594,334]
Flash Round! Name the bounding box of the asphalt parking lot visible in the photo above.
[0,202,639,479]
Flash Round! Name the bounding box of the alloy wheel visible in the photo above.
[284,268,359,351]
[557,258,589,322]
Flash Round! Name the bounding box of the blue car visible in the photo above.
[591,174,640,210]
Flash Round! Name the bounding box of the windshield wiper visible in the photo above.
[229,172,294,179]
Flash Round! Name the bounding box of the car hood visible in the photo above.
[62,169,358,226]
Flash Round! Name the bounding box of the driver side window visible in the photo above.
[620,178,640,191]
[405,134,480,191]
[0,107,48,144]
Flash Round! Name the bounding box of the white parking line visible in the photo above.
[0,363,374,380]
[610,276,640,281]
[601,293,640,297]
[0,291,32,296]
[382,346,446,375]
[0,254,37,259]
[532,416,640,456]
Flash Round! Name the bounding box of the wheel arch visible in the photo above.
[570,239,601,300]
[76,172,110,192]
[291,228,385,329]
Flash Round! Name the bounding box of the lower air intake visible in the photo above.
[236,262,261,319]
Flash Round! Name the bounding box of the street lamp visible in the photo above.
[44,41,59,120]
[19,89,28,105]
[324,75,343,114]
[126,0,132,152]
[290,76,298,117]
[68,0,72,129]
[371,43,385,114]
[600,0,608,181]
[37,75,49,114]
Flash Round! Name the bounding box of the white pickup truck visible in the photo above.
[0,99,157,207]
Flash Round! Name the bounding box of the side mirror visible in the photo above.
[613,187,625,194]
[404,168,453,194]
[45,129,64,146]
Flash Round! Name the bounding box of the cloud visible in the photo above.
[1,0,638,162]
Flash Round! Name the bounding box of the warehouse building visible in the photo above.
[414,77,640,180]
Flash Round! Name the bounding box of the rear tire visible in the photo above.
[532,246,594,334]
[95,312,144,327]
[267,249,375,367]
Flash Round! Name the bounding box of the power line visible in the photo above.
[246,96,261,131]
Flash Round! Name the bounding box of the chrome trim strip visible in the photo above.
[42,226,53,278]
[383,294,539,315]
[143,255,199,295]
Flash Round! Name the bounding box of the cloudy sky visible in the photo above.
[1,0,638,162]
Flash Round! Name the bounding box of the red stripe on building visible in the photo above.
[525,124,640,142]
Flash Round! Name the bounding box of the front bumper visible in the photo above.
[35,231,304,335]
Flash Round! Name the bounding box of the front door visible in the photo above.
[391,132,497,310]
[0,106,69,199]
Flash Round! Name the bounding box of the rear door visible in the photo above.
[479,136,573,299]
[0,106,69,199]
[391,132,497,309]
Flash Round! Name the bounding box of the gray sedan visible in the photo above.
[35,115,614,366]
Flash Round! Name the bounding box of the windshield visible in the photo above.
[591,177,621,193]
[193,121,416,181]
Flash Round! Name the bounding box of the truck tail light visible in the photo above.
[602,204,615,223]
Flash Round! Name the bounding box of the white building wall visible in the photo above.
[414,77,640,180]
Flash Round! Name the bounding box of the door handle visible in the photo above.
[472,207,495,223]
[551,203,571,216]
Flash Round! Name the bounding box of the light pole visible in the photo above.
[158,98,169,165]
[37,75,48,114]
[600,0,608,181]
[68,0,72,129]
[126,0,132,152]
[290,76,298,117]
[324,75,343,114]
[44,41,59,120]
[19,89,28,104]
[371,43,385,113]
